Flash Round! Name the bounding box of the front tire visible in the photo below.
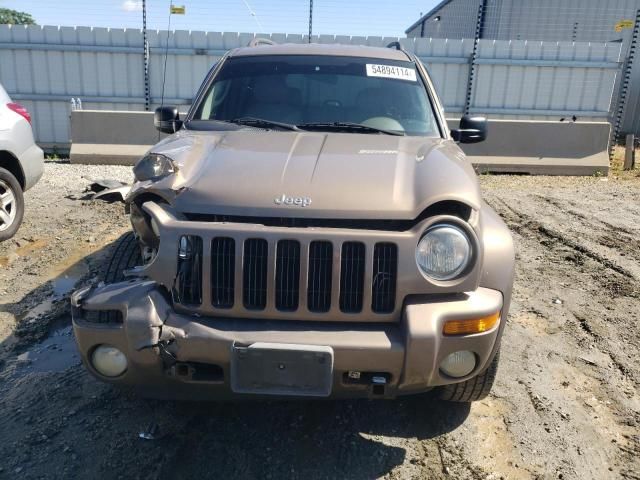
[103,232,143,283]
[0,167,24,242]
[98,232,143,323]
[438,350,500,402]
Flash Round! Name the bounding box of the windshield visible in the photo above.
[191,55,441,137]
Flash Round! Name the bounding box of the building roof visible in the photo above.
[404,0,453,34]
[229,42,412,61]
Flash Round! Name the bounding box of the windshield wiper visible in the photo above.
[297,122,405,136]
[230,117,300,131]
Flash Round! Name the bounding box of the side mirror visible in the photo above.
[154,106,182,134]
[451,115,488,144]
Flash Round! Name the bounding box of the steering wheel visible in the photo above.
[384,105,402,119]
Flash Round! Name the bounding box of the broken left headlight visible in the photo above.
[133,153,177,182]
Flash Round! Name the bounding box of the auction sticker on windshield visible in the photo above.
[366,64,417,82]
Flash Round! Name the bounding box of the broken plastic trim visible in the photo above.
[93,185,131,203]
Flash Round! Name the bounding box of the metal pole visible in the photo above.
[624,134,636,170]
[464,3,484,115]
[609,9,640,163]
[142,0,150,111]
[308,0,313,43]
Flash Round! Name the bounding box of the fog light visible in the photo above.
[440,351,476,378]
[91,345,128,377]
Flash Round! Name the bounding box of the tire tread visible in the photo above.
[439,350,500,402]
[103,232,142,283]
[99,232,142,322]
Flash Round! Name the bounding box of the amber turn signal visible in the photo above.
[443,312,500,336]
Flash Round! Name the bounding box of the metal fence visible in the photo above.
[0,24,623,149]
[404,0,640,156]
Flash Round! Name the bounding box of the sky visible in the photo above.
[2,0,439,37]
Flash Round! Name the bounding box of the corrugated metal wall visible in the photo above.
[408,0,482,39]
[0,25,623,147]
[484,0,639,43]
[406,0,640,135]
[473,40,622,119]
[408,0,640,42]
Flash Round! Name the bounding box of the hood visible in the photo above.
[143,129,482,219]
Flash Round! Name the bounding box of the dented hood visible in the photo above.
[142,129,481,219]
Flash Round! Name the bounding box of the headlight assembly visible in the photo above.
[133,153,177,182]
[415,224,473,281]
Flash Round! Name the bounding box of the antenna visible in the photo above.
[160,2,173,112]
[241,0,264,31]
[159,2,173,140]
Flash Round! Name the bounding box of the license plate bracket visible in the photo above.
[230,342,334,397]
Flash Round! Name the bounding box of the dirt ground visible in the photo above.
[0,161,638,480]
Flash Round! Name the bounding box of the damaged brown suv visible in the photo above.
[71,41,515,402]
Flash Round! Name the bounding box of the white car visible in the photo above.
[0,83,44,241]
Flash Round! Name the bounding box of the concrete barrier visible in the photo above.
[70,110,166,165]
[71,110,610,175]
[446,118,610,176]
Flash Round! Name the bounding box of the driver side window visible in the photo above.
[196,79,231,120]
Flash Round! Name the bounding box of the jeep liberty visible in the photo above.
[71,41,515,402]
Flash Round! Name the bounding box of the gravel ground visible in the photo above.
[0,161,638,479]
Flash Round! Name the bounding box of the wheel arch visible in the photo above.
[0,150,26,190]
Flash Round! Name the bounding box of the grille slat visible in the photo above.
[275,240,301,311]
[243,239,268,310]
[173,235,203,306]
[339,242,365,313]
[372,243,398,313]
[211,237,235,308]
[308,241,333,312]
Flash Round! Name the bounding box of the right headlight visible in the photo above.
[415,224,473,281]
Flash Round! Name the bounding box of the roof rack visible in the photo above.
[247,38,276,47]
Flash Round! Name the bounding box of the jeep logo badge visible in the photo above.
[274,194,312,207]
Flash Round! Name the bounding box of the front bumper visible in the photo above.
[72,280,504,400]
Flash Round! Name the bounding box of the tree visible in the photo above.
[0,8,36,25]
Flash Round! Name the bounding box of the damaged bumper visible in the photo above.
[71,280,504,400]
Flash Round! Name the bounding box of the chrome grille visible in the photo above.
[211,237,235,308]
[307,241,333,313]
